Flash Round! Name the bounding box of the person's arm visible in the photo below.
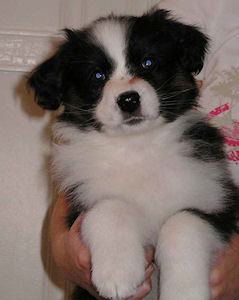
[50,195,154,300]
[210,233,239,300]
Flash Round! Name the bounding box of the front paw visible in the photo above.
[92,253,145,299]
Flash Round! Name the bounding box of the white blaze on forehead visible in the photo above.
[92,19,130,80]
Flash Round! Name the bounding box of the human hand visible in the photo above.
[127,245,155,300]
[50,196,154,299]
[50,198,99,298]
[196,79,202,90]
[210,234,239,300]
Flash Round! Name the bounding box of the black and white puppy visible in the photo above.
[28,9,239,300]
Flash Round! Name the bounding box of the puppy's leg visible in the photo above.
[156,211,223,300]
[81,199,147,300]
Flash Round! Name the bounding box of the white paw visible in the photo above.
[92,254,145,299]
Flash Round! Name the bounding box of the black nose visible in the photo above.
[117,91,140,113]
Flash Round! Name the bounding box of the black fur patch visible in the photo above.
[57,29,115,130]
[183,120,226,162]
[27,55,63,110]
[28,28,115,129]
[184,176,239,241]
[71,286,97,300]
[126,10,208,121]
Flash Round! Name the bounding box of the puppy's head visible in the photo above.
[28,10,208,134]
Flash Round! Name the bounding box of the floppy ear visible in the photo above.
[149,10,209,74]
[27,53,63,110]
[174,22,209,74]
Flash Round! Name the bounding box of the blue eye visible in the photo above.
[95,71,106,80]
[142,58,154,69]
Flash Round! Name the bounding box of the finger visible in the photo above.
[126,279,152,300]
[145,245,154,268]
[145,264,154,280]
[210,269,225,286]
[70,214,90,252]
[196,80,202,90]
[69,214,92,270]
[76,243,92,271]
[211,282,227,300]
[70,212,85,233]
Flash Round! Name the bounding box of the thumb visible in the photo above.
[196,79,202,90]
[70,212,86,234]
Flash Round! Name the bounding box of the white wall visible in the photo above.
[0,1,159,299]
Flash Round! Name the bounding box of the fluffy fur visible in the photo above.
[28,9,239,300]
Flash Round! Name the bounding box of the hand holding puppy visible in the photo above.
[210,234,239,300]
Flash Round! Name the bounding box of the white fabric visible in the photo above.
[158,0,239,184]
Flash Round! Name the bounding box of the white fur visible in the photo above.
[92,19,163,135]
[92,19,129,80]
[95,78,160,133]
[92,20,162,134]
[157,211,222,300]
[53,110,225,299]
[81,199,147,299]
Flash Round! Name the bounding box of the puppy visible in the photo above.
[28,9,239,300]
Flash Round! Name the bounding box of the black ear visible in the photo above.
[27,54,63,110]
[174,22,209,74]
[149,10,209,74]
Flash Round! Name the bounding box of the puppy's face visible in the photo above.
[28,10,208,134]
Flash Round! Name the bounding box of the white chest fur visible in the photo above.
[53,112,224,230]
